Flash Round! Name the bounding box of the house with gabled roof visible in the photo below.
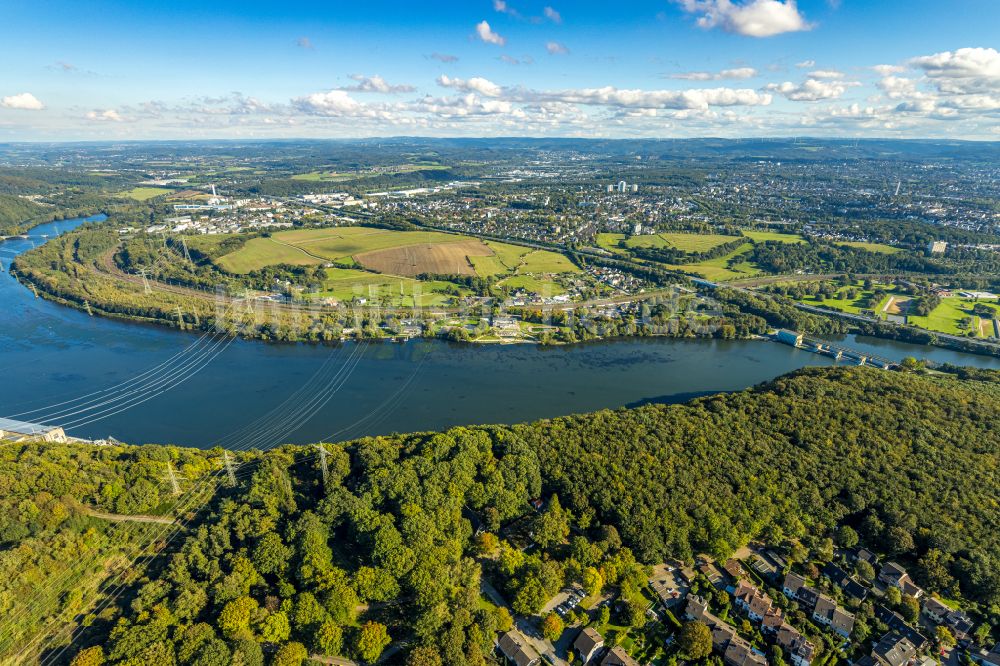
[879,562,924,598]
[574,627,604,664]
[776,623,816,666]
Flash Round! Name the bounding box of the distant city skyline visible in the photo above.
[2,0,999,140]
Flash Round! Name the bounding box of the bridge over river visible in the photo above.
[774,330,899,369]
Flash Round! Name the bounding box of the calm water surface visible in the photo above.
[3,217,999,448]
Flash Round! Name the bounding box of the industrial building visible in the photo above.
[0,418,67,443]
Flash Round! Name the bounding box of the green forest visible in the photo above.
[2,366,1000,665]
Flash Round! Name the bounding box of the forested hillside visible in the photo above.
[2,367,999,665]
[0,194,44,234]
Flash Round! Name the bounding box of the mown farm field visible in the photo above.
[187,225,582,303]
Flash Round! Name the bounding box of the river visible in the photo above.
[3,216,999,448]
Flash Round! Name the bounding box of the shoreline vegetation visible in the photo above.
[9,220,1000,359]
[3,366,999,664]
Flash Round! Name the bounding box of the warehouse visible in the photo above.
[0,417,67,443]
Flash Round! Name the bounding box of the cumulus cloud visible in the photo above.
[674,0,813,37]
[340,74,415,94]
[526,85,772,110]
[873,64,905,76]
[765,77,859,101]
[670,67,758,80]
[86,109,124,122]
[544,6,562,23]
[292,90,383,117]
[429,52,459,63]
[909,47,1000,94]
[437,75,504,97]
[475,20,506,46]
[546,42,569,55]
[0,92,45,110]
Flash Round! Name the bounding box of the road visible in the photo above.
[480,578,567,666]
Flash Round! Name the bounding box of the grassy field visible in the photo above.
[485,240,533,269]
[216,227,466,273]
[742,230,807,244]
[667,243,760,281]
[795,281,902,316]
[216,237,324,273]
[595,233,627,254]
[909,297,999,336]
[121,186,173,201]
[306,267,469,307]
[835,241,902,254]
[516,250,578,274]
[498,274,567,296]
[624,232,741,253]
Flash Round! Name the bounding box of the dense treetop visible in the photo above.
[2,366,999,664]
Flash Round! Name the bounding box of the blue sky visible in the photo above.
[1,0,999,140]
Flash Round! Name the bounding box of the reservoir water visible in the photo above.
[3,216,1000,448]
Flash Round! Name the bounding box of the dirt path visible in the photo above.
[81,506,175,525]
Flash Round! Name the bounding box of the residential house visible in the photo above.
[724,636,768,666]
[921,597,951,624]
[601,645,639,666]
[879,563,924,598]
[733,580,774,622]
[944,610,975,641]
[871,632,917,666]
[699,561,726,588]
[970,643,1000,666]
[776,624,816,666]
[783,573,807,599]
[574,627,604,664]
[723,558,746,582]
[855,548,879,567]
[498,631,541,666]
[822,563,869,601]
[874,605,929,650]
[813,594,856,638]
[762,607,785,634]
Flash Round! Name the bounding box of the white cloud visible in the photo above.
[1,92,45,110]
[527,85,772,110]
[808,69,844,79]
[909,47,1000,94]
[475,20,507,46]
[795,60,815,68]
[544,6,562,23]
[546,42,569,55]
[291,90,389,118]
[429,52,458,63]
[340,74,415,94]
[86,109,124,122]
[493,0,519,17]
[873,64,905,76]
[437,75,504,97]
[765,77,859,101]
[675,0,814,38]
[671,67,758,80]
